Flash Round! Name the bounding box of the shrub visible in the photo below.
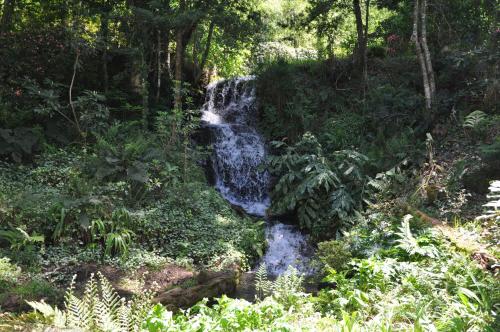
[0,257,21,285]
[137,182,265,269]
[268,132,370,237]
[316,240,352,272]
[27,272,152,331]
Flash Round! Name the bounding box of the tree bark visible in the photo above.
[156,29,161,103]
[141,49,149,130]
[412,0,434,111]
[353,0,365,74]
[69,49,83,137]
[196,21,215,85]
[420,0,436,103]
[165,32,172,80]
[363,0,370,87]
[100,11,110,94]
[0,0,15,33]
[174,28,184,110]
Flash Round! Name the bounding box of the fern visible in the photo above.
[476,180,500,221]
[28,272,154,332]
[463,111,488,139]
[254,265,304,307]
[463,110,487,130]
[396,215,439,259]
[255,264,272,299]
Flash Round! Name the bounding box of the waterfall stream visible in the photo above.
[201,77,312,276]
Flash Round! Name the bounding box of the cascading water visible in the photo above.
[201,77,312,276]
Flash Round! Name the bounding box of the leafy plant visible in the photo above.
[395,215,439,259]
[0,257,21,284]
[90,209,134,257]
[0,127,43,162]
[255,264,272,299]
[268,132,370,237]
[254,264,305,308]
[476,180,500,221]
[0,228,44,264]
[463,110,488,139]
[28,272,153,331]
[316,240,353,272]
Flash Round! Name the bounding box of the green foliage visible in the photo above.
[480,135,500,165]
[316,240,352,272]
[0,276,61,313]
[463,110,488,139]
[28,272,153,331]
[254,264,305,307]
[0,257,21,285]
[254,264,272,299]
[395,215,439,259]
[476,180,500,222]
[0,228,44,266]
[256,59,338,142]
[0,127,44,162]
[90,209,134,257]
[256,57,425,174]
[137,182,265,269]
[315,211,499,331]
[268,132,369,237]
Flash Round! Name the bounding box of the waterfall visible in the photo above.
[201,77,312,276]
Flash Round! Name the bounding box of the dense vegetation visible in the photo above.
[0,0,498,331]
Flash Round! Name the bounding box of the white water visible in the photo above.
[201,77,313,276]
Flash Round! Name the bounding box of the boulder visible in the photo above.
[154,269,240,311]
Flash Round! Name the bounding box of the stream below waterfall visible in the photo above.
[201,76,313,277]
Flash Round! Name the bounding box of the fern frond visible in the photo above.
[463,110,487,129]
[255,263,271,299]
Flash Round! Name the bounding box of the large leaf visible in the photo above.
[127,161,149,183]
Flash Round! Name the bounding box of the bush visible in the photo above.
[137,182,265,269]
[316,240,352,272]
[0,257,21,285]
[268,133,370,238]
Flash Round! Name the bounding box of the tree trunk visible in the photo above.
[165,33,172,80]
[69,49,83,138]
[100,12,110,94]
[363,0,370,87]
[156,29,161,103]
[420,0,436,104]
[196,21,215,85]
[141,49,149,130]
[412,0,433,111]
[174,29,184,110]
[352,0,366,74]
[0,0,15,33]
[192,27,200,82]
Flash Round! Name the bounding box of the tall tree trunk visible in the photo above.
[69,49,83,138]
[174,0,186,110]
[412,0,434,111]
[353,0,370,92]
[192,27,200,82]
[353,0,366,75]
[363,0,370,87]
[420,0,436,104]
[100,12,110,94]
[165,33,172,80]
[0,0,15,33]
[156,29,161,103]
[196,21,215,85]
[174,29,184,110]
[141,49,149,130]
